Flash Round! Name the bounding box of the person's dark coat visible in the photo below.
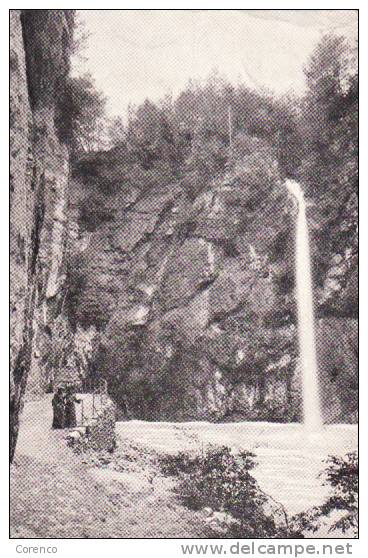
[64,391,81,428]
[52,390,65,429]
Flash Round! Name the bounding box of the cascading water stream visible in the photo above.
[286,180,323,432]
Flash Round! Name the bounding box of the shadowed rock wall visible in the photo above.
[68,146,358,424]
[10,9,74,460]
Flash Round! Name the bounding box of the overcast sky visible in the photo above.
[73,10,357,118]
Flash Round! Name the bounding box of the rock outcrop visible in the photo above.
[10,10,74,460]
[67,142,357,424]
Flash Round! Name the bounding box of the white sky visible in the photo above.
[73,10,357,117]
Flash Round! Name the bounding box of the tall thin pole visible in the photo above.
[228,105,233,152]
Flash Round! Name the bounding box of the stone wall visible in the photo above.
[67,399,116,453]
[86,400,116,452]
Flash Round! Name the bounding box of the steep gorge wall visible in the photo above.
[10,10,74,460]
[68,146,358,424]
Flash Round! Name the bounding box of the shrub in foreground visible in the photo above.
[292,451,358,537]
[159,445,303,538]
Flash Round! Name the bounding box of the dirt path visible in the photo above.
[10,397,206,538]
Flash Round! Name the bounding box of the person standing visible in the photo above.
[64,386,81,428]
[52,388,65,429]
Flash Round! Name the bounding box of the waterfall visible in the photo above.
[286,180,322,432]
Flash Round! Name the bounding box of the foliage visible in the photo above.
[72,30,357,205]
[21,10,107,154]
[105,71,302,196]
[21,10,108,154]
[69,10,90,63]
[300,33,357,200]
[107,116,126,147]
[299,34,358,303]
[65,250,113,330]
[292,452,358,536]
[75,31,357,218]
[159,450,203,477]
[55,73,106,153]
[159,445,303,538]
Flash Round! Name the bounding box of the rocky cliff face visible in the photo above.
[10,12,357,461]
[10,10,74,460]
[68,144,358,424]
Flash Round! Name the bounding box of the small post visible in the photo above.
[80,399,84,426]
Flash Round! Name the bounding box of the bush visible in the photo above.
[55,73,106,153]
[292,451,358,536]
[159,450,202,477]
[159,445,302,538]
